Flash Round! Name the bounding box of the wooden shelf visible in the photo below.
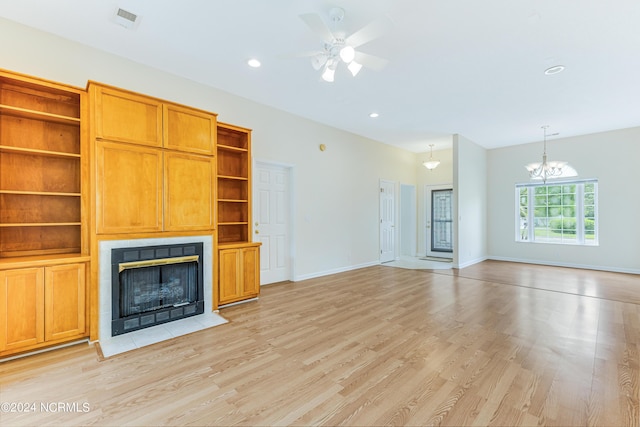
[0,223,81,227]
[218,199,248,203]
[0,71,84,259]
[0,104,80,125]
[0,145,80,159]
[218,175,248,181]
[217,143,248,153]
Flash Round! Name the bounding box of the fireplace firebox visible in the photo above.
[111,243,204,336]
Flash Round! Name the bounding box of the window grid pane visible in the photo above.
[516,180,597,246]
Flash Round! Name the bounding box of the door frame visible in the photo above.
[400,183,417,257]
[253,159,296,284]
[425,183,453,259]
[379,179,397,263]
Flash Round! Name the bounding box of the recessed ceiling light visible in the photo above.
[544,65,565,75]
[369,112,379,118]
[247,59,261,68]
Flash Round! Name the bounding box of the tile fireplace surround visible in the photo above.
[98,235,226,357]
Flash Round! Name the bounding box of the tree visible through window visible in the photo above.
[516,180,597,245]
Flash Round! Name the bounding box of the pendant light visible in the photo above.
[423,144,440,170]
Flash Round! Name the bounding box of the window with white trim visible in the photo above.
[516,179,598,245]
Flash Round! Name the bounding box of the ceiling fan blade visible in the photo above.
[299,13,335,42]
[345,16,393,48]
[354,51,389,71]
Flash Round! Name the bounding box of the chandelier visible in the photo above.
[525,126,577,183]
[423,144,440,170]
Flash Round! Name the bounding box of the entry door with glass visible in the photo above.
[427,188,453,257]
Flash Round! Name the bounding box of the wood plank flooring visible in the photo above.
[1,261,638,426]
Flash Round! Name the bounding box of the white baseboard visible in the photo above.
[489,256,640,275]
[294,260,380,282]
[454,256,488,269]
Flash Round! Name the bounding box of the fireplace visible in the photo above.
[111,242,204,336]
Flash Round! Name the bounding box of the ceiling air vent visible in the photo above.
[113,7,140,29]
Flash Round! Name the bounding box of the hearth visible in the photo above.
[111,242,204,336]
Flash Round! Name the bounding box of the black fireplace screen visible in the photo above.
[120,262,198,317]
[111,242,204,336]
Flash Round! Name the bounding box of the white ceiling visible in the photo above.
[2,0,639,152]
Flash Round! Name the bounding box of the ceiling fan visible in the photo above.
[297,7,392,82]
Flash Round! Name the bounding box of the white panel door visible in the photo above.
[254,163,290,284]
[380,180,396,263]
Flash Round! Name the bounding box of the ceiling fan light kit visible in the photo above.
[299,7,391,83]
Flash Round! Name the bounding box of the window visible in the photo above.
[516,179,598,245]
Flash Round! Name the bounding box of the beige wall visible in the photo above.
[0,17,417,280]
[2,16,637,275]
[454,135,488,268]
[487,126,640,273]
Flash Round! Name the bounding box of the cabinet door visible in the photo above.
[164,152,215,231]
[218,249,241,304]
[96,141,163,233]
[92,85,163,147]
[0,268,44,352]
[164,104,216,155]
[241,246,260,297]
[44,263,86,341]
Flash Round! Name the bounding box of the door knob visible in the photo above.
[255,230,259,234]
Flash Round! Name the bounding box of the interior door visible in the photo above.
[426,186,453,258]
[254,162,291,284]
[380,180,396,263]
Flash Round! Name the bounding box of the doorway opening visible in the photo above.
[425,185,453,259]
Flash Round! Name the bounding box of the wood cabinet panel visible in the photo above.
[164,152,215,231]
[164,104,216,155]
[218,244,260,306]
[218,249,241,303]
[95,141,163,234]
[44,263,86,341]
[93,86,162,147]
[0,267,44,351]
[241,246,259,296]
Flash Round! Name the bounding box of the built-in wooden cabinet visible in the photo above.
[218,243,260,305]
[0,70,86,258]
[164,152,215,231]
[92,85,163,147]
[89,83,216,234]
[216,123,260,306]
[95,140,163,234]
[164,104,216,155]
[0,70,89,358]
[0,261,87,356]
[217,123,251,244]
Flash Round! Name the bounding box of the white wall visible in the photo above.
[453,135,488,268]
[487,126,640,273]
[0,18,417,280]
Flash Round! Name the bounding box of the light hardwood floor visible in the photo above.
[1,261,638,426]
